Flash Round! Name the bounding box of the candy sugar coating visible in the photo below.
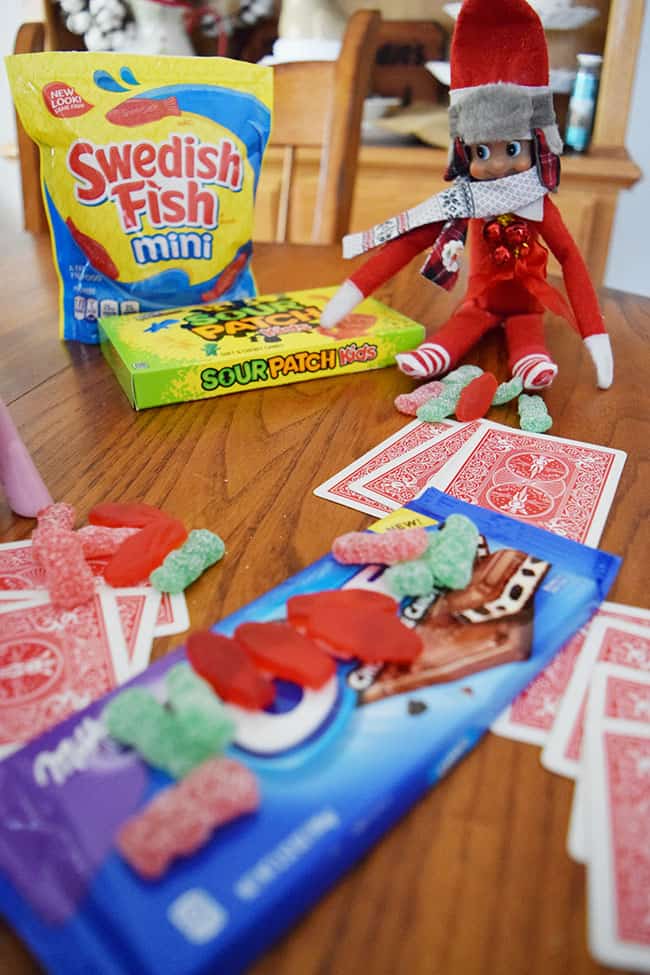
[416,382,462,422]
[150,529,226,594]
[429,514,479,590]
[331,527,429,566]
[116,756,260,879]
[518,394,553,433]
[165,663,235,754]
[383,560,435,598]
[235,621,336,688]
[186,630,276,711]
[88,502,170,529]
[492,375,523,405]
[441,365,483,387]
[394,380,445,416]
[103,517,188,587]
[35,525,95,610]
[76,525,139,558]
[35,502,76,531]
[455,372,498,421]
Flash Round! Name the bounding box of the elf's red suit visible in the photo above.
[320,0,613,390]
[340,196,607,389]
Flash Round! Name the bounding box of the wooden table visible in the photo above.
[0,227,648,975]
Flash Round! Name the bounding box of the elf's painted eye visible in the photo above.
[475,144,491,160]
[506,141,522,157]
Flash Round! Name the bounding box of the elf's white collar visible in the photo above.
[343,168,547,260]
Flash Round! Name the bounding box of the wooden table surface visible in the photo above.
[0,225,648,975]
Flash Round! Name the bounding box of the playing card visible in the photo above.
[542,618,650,778]
[0,590,130,759]
[114,587,162,676]
[569,665,650,864]
[350,421,479,510]
[153,591,190,637]
[492,602,650,746]
[313,418,460,517]
[427,420,626,545]
[0,540,47,600]
[584,716,650,971]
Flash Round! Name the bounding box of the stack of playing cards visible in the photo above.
[315,417,626,546]
[315,414,650,970]
[0,537,189,760]
[495,606,650,971]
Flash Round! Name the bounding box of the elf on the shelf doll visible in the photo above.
[320,0,613,391]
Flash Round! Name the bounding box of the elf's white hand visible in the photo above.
[584,334,614,389]
[441,239,464,273]
[320,279,364,329]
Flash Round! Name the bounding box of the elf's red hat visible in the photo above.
[448,0,562,154]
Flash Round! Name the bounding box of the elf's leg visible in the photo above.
[504,313,559,390]
[396,302,500,379]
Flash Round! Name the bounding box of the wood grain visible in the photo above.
[0,230,647,975]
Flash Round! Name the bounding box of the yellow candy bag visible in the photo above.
[5,52,273,343]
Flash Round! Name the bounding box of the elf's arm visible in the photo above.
[540,197,613,389]
[320,223,442,328]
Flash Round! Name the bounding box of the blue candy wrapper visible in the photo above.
[0,489,620,974]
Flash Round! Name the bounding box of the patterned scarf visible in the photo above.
[342,167,549,292]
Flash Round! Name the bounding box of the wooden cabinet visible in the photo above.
[254,0,644,287]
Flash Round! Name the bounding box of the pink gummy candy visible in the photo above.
[38,525,95,610]
[332,526,429,565]
[32,503,77,566]
[117,757,259,879]
[394,380,445,416]
[0,397,53,518]
[76,524,139,559]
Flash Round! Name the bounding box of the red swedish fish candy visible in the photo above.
[66,218,119,280]
[201,251,248,302]
[104,517,187,587]
[455,372,499,421]
[186,630,276,711]
[235,621,335,689]
[106,95,181,127]
[297,604,423,664]
[286,588,397,629]
[89,502,170,529]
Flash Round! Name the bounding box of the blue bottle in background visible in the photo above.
[565,53,603,152]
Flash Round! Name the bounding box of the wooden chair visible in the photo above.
[255,9,381,244]
[13,22,48,234]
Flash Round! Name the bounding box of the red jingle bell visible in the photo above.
[504,222,530,247]
[483,220,503,244]
[492,245,512,265]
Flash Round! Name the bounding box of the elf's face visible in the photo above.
[467,139,532,180]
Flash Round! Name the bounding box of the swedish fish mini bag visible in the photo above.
[5,52,273,343]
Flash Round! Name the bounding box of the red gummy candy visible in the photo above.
[66,218,119,279]
[88,502,170,529]
[106,95,181,128]
[298,605,422,664]
[186,630,276,711]
[287,588,397,629]
[201,251,248,302]
[234,621,335,689]
[455,372,499,421]
[103,517,187,587]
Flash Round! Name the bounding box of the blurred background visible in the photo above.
[1,0,648,296]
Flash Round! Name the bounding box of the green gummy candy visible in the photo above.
[429,514,479,590]
[492,376,523,405]
[384,559,434,597]
[417,382,462,422]
[104,688,165,744]
[518,394,552,433]
[150,528,225,593]
[166,663,235,754]
[442,365,483,387]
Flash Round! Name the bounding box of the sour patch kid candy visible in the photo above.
[6,52,272,342]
